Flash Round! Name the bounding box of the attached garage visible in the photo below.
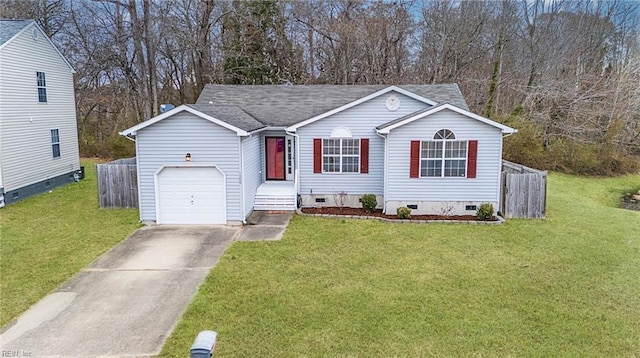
[155,165,226,225]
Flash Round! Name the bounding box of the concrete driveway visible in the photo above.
[0,225,237,357]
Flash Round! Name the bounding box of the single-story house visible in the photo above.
[120,85,516,225]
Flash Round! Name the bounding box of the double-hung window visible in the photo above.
[420,129,467,177]
[322,138,360,173]
[37,72,47,103]
[51,129,60,158]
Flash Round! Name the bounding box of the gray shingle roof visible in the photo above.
[195,84,469,131]
[186,104,266,132]
[0,19,33,46]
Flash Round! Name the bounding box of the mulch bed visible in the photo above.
[620,191,640,211]
[300,207,498,222]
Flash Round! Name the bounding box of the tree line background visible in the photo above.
[2,0,639,175]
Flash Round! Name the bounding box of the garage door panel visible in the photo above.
[156,166,226,225]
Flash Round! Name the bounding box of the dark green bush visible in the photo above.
[361,194,377,212]
[476,203,494,221]
[79,134,135,160]
[502,117,639,176]
[396,206,411,219]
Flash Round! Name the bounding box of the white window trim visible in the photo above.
[37,71,47,103]
[51,129,60,158]
[419,139,468,178]
[322,138,360,174]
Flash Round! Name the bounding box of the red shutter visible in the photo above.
[360,138,369,174]
[410,140,420,178]
[467,140,478,178]
[313,138,322,173]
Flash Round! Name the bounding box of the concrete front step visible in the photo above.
[254,195,296,211]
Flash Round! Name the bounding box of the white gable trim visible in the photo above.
[0,21,32,50]
[286,86,438,131]
[376,103,516,134]
[120,105,249,137]
[0,21,76,73]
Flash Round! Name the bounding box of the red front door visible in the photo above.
[266,137,285,180]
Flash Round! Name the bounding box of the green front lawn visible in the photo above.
[162,173,640,356]
[0,160,140,327]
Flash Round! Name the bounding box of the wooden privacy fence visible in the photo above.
[96,157,138,208]
[500,160,547,219]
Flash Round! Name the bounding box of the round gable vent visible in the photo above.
[386,94,400,111]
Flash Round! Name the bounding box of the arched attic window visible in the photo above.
[331,126,352,138]
[434,129,456,140]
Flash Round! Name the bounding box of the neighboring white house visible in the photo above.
[0,20,80,206]
[121,85,516,225]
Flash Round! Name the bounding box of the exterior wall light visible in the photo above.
[185,153,192,162]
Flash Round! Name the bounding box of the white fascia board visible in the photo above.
[286,85,438,132]
[0,21,76,73]
[0,21,31,51]
[377,103,517,134]
[387,86,438,106]
[35,23,76,73]
[119,105,249,137]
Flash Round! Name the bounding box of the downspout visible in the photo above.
[285,129,300,203]
[125,133,143,222]
[376,131,387,214]
[498,130,516,214]
[239,134,249,225]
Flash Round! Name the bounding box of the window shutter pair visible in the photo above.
[409,140,478,178]
[313,138,369,173]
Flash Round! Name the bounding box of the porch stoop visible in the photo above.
[254,181,296,211]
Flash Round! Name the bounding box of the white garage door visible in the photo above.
[156,166,226,224]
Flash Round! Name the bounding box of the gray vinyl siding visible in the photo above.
[386,109,503,202]
[297,92,427,195]
[242,134,261,218]
[136,112,242,222]
[0,23,79,192]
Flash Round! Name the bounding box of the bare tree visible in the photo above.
[2,0,637,170]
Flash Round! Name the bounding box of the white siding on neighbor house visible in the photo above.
[0,23,79,191]
[386,109,503,203]
[136,112,242,222]
[297,91,428,195]
[242,134,261,217]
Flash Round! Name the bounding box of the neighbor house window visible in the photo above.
[37,72,47,102]
[322,138,359,173]
[51,129,60,158]
[421,129,467,177]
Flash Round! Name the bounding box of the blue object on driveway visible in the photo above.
[190,330,217,358]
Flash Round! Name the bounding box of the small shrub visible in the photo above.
[397,206,411,219]
[476,203,494,221]
[333,191,347,209]
[361,194,377,212]
[439,202,455,217]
